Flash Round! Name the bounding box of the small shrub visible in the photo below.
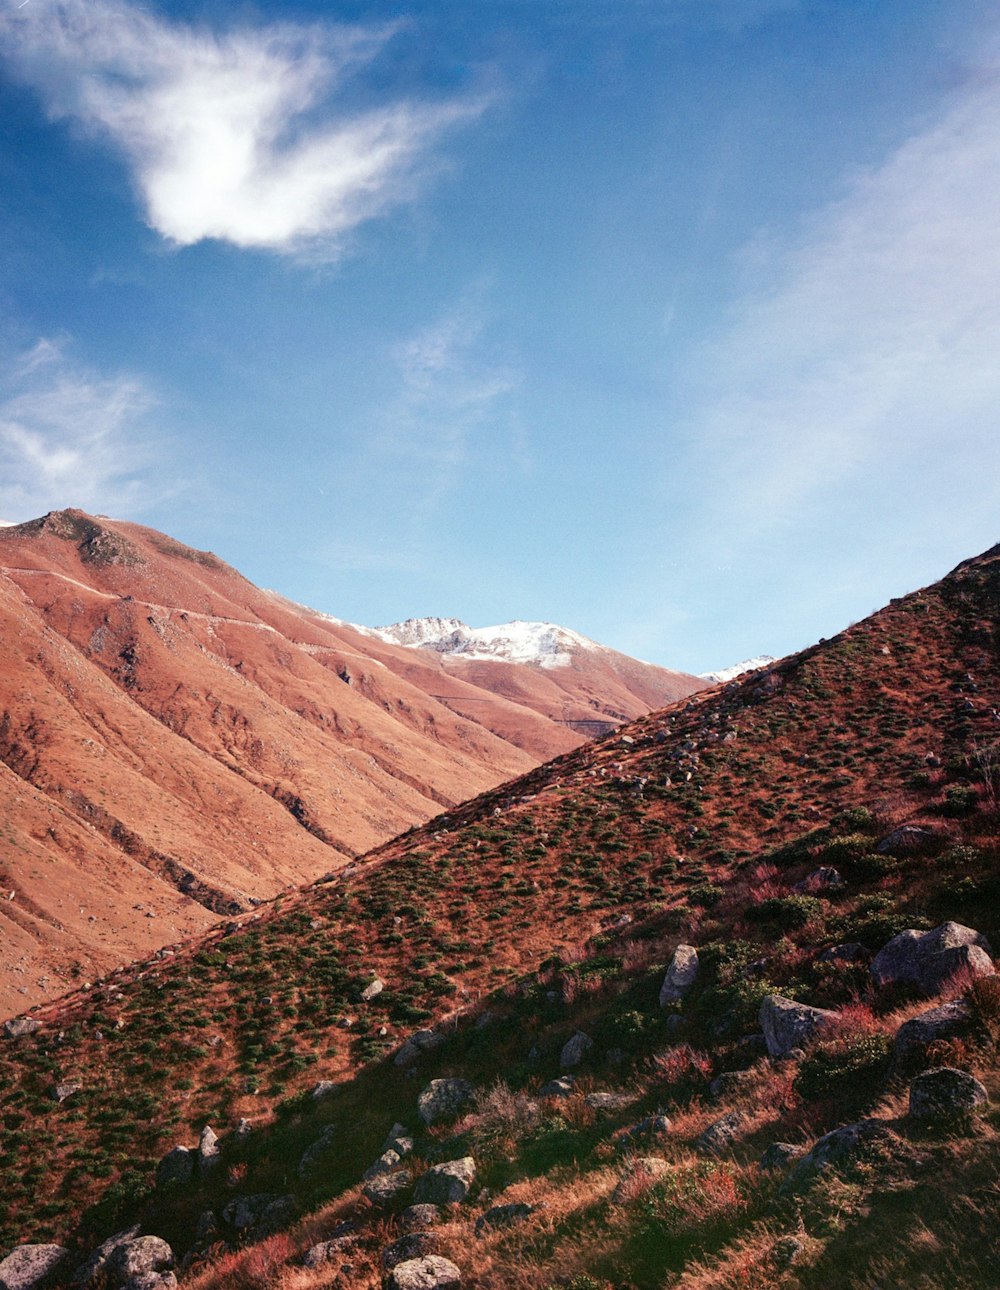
[746,894,823,931]
[794,1031,892,1111]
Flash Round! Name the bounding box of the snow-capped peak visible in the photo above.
[699,656,776,684]
[369,617,601,669]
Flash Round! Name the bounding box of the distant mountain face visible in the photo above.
[699,655,777,684]
[368,617,602,667]
[0,510,703,1015]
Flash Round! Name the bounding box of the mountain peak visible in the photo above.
[369,616,602,668]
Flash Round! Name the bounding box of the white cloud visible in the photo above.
[685,51,1000,551]
[1,0,482,255]
[0,338,164,520]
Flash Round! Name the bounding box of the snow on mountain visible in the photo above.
[370,617,602,669]
[699,656,776,684]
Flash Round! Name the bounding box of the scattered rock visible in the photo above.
[475,1202,537,1235]
[871,922,994,995]
[298,1125,338,1178]
[417,1078,474,1126]
[221,1194,294,1234]
[759,995,837,1058]
[894,999,972,1067]
[363,1169,413,1208]
[2,1018,40,1040]
[876,825,937,854]
[908,1067,989,1122]
[360,976,385,1002]
[659,945,699,1006]
[302,1234,358,1268]
[155,1146,194,1189]
[386,1255,462,1290]
[71,1227,140,1288]
[560,1031,594,1069]
[794,867,844,892]
[413,1157,476,1205]
[311,1080,337,1099]
[233,1118,253,1140]
[697,1110,748,1155]
[708,1070,755,1102]
[363,1149,402,1180]
[759,1142,806,1171]
[0,1244,69,1289]
[616,1115,671,1149]
[105,1237,174,1288]
[50,1082,80,1104]
[381,1233,435,1270]
[584,1091,636,1114]
[610,1156,669,1204]
[197,1125,220,1175]
[818,943,869,964]
[395,1031,445,1068]
[540,1076,576,1098]
[783,1120,897,1192]
[401,1205,441,1230]
[771,1236,804,1269]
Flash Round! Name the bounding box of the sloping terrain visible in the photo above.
[0,510,701,1016]
[0,543,998,1287]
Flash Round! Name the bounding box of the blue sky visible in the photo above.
[1,0,998,673]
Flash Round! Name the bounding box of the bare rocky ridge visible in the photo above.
[0,510,702,1017]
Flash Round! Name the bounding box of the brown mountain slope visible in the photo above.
[0,541,997,1270]
[0,509,701,1015]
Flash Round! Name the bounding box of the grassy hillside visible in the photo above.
[1,544,998,1286]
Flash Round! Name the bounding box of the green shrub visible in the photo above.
[794,1032,892,1110]
[746,894,823,931]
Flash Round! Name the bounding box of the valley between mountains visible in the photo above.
[0,532,998,1288]
[0,510,699,1018]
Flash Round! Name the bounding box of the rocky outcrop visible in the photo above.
[417,1079,474,1126]
[2,1019,40,1040]
[697,1111,748,1155]
[395,1030,445,1068]
[381,1233,435,1270]
[413,1158,476,1205]
[871,923,993,994]
[221,1195,294,1236]
[759,995,837,1057]
[105,1237,175,1290]
[363,1170,413,1208]
[908,1067,989,1122]
[659,945,699,1005]
[197,1126,220,1175]
[155,1147,193,1189]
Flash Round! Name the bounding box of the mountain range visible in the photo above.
[0,509,701,1016]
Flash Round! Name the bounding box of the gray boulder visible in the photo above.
[221,1194,294,1234]
[3,1018,40,1040]
[871,922,994,994]
[51,1083,80,1104]
[311,1080,337,1099]
[363,1169,413,1208]
[475,1203,536,1235]
[105,1237,173,1287]
[584,1091,636,1114]
[71,1228,141,1288]
[413,1157,476,1205]
[908,1067,989,1122]
[361,976,385,1002]
[155,1146,193,1188]
[0,1245,69,1289]
[395,1030,445,1068]
[559,1031,594,1069]
[302,1234,358,1268]
[659,945,699,1006]
[783,1119,897,1192]
[697,1110,747,1155]
[386,1256,462,1290]
[708,1070,755,1102]
[417,1078,474,1126]
[759,995,837,1057]
[894,999,971,1067]
[793,867,844,892]
[298,1125,338,1178]
[610,1156,669,1204]
[616,1115,671,1149]
[363,1149,402,1180]
[381,1233,435,1270]
[197,1125,220,1175]
[759,1142,806,1171]
[818,943,869,964]
[401,1205,441,1230]
[876,825,936,854]
[540,1076,576,1098]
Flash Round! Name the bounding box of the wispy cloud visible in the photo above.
[0,338,165,520]
[1,0,483,256]
[685,48,1000,554]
